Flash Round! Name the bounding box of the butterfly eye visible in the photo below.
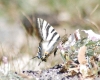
[42,58,47,62]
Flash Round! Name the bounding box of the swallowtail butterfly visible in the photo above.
[34,18,60,62]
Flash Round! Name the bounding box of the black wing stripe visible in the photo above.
[52,36,60,47]
[46,24,50,39]
[51,29,55,33]
[48,32,57,45]
[45,21,48,29]
[56,36,60,41]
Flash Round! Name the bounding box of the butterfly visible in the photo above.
[33,18,61,62]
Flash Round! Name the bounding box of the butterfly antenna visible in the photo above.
[38,61,42,66]
[31,56,38,60]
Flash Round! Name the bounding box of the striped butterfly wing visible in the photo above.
[37,18,60,61]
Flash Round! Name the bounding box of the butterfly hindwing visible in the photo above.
[37,18,60,61]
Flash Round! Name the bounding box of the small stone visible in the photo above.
[62,77,65,80]
[23,71,25,73]
[15,72,17,74]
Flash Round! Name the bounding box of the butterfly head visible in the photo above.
[32,54,47,62]
[36,53,46,62]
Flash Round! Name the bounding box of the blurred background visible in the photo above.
[0,0,100,72]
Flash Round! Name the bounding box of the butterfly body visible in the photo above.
[36,18,60,61]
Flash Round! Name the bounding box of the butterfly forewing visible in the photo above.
[37,18,60,61]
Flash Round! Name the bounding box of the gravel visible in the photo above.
[22,64,80,80]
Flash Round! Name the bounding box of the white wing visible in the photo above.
[37,18,60,59]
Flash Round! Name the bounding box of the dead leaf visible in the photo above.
[78,46,87,64]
